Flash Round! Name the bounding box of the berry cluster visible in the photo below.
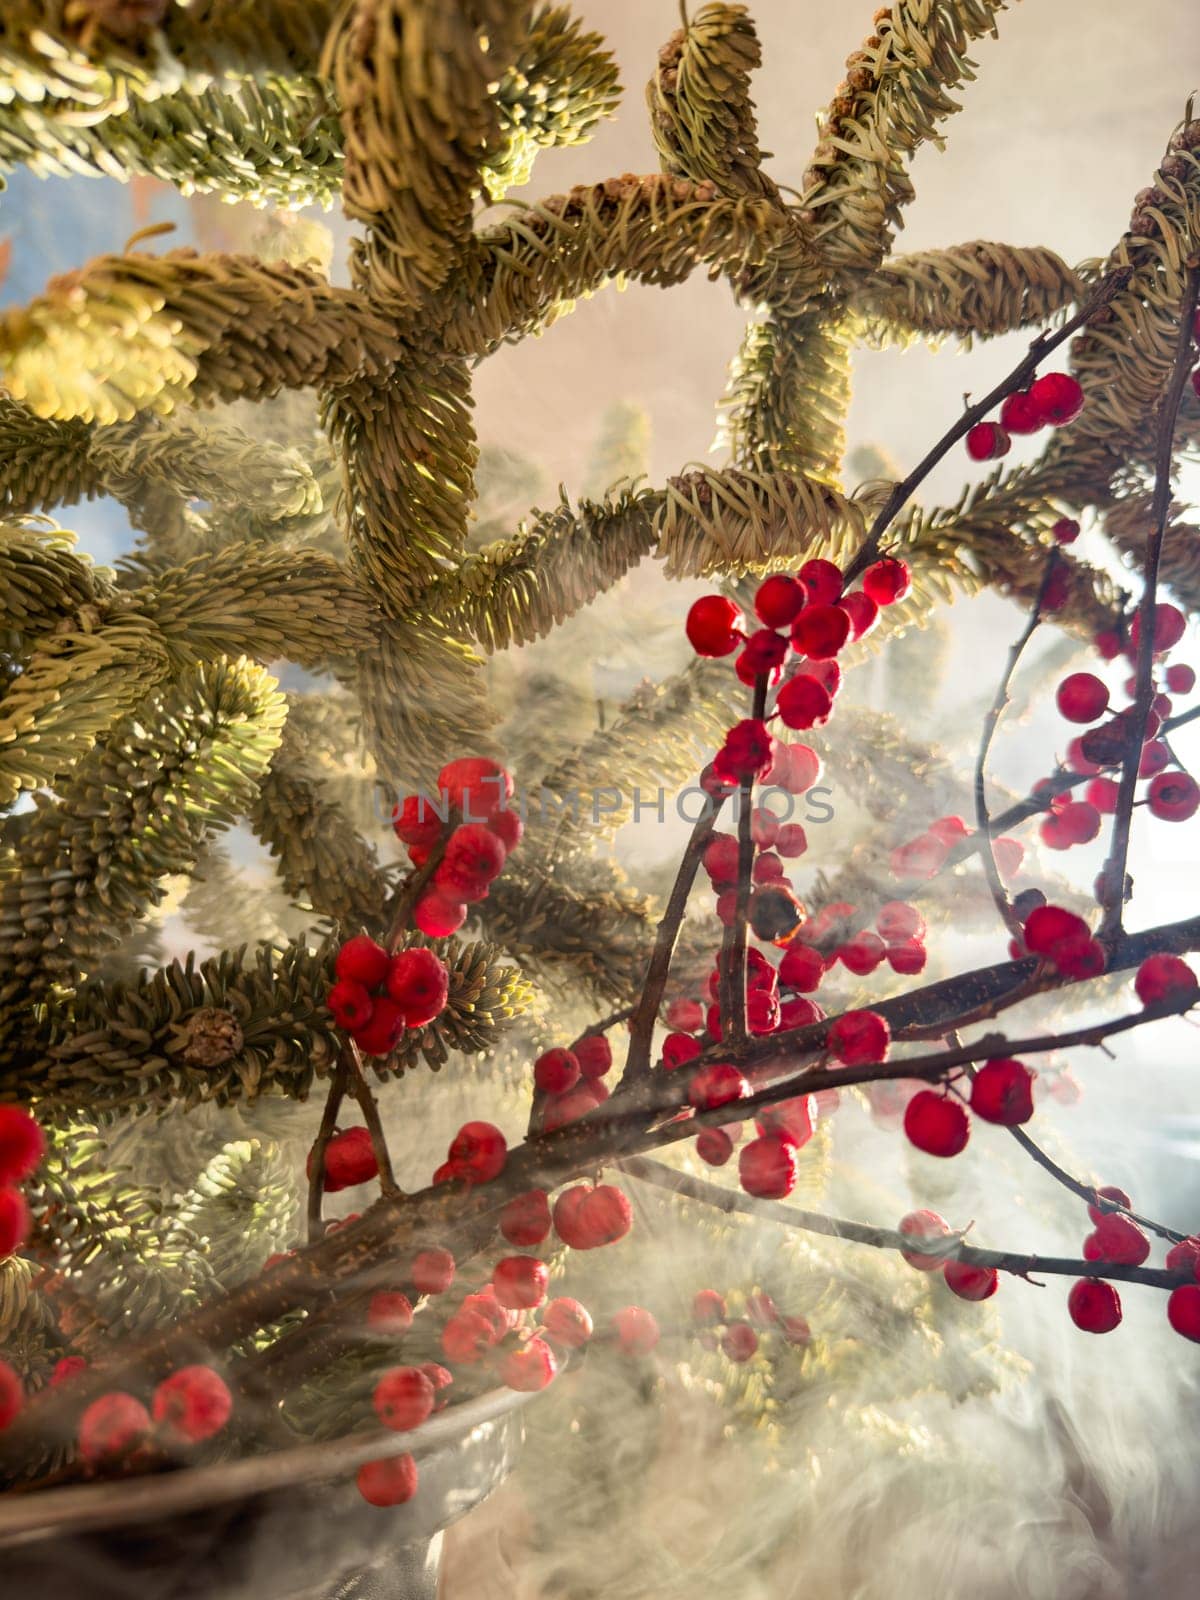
[1037,600,1197,853]
[532,1034,614,1133]
[392,757,519,937]
[328,935,450,1058]
[690,1287,811,1361]
[0,1105,42,1264]
[0,1362,235,1468]
[898,1210,998,1301]
[965,370,1085,463]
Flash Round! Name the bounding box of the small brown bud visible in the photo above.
[179,1008,244,1070]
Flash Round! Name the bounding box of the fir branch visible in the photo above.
[851,242,1081,344]
[715,304,851,484]
[0,252,403,425]
[647,3,779,200]
[802,0,1008,276]
[0,658,287,1042]
[325,0,533,309]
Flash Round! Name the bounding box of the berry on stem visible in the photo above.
[386,948,449,1027]
[152,1366,232,1444]
[542,1298,593,1348]
[969,1058,1035,1125]
[904,1092,970,1157]
[79,1393,152,1464]
[1067,1278,1122,1334]
[500,1189,552,1248]
[1134,953,1197,1008]
[687,596,743,657]
[412,1249,455,1296]
[898,1209,953,1270]
[966,422,1010,461]
[501,1337,559,1392]
[943,1260,998,1301]
[492,1256,549,1311]
[611,1306,660,1356]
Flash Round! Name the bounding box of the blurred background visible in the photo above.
[3,2,1199,1595]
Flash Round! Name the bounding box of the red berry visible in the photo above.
[1056,672,1109,724]
[827,1009,890,1067]
[904,1092,969,1157]
[501,1336,559,1392]
[1023,903,1087,955]
[447,1121,507,1183]
[768,741,821,794]
[413,890,467,938]
[1130,602,1186,655]
[687,595,743,657]
[943,1259,998,1301]
[721,1322,758,1362]
[777,674,833,730]
[1165,663,1195,694]
[665,997,704,1033]
[328,979,374,1032]
[1086,1185,1131,1226]
[1084,777,1120,813]
[579,1185,633,1248]
[1067,1278,1122,1334]
[1139,740,1170,779]
[500,1190,551,1248]
[1165,1235,1200,1273]
[696,1128,736,1174]
[797,559,843,605]
[781,1314,812,1345]
[772,822,807,858]
[542,1297,593,1348]
[702,833,740,884]
[437,757,513,818]
[533,1047,580,1095]
[487,807,523,851]
[357,1452,418,1506]
[757,1094,815,1150]
[662,1031,703,1071]
[611,1306,660,1356]
[862,558,911,606]
[1029,371,1084,426]
[1167,1284,1200,1342]
[392,794,445,850]
[335,935,391,988]
[310,1126,378,1193]
[0,1107,44,1185]
[755,574,807,628]
[153,1366,232,1444]
[688,1063,749,1111]
[1085,1213,1149,1265]
[541,1085,598,1132]
[889,832,950,879]
[692,1289,727,1325]
[1052,517,1080,544]
[966,422,1010,461]
[1000,390,1042,435]
[374,1365,435,1432]
[1134,953,1197,1008]
[412,1248,455,1296]
[738,1135,798,1199]
[898,1209,953,1270]
[573,1035,613,1079]
[79,1392,151,1464]
[352,995,407,1058]
[837,930,886,976]
[437,824,507,901]
[779,942,824,991]
[50,1356,88,1387]
[969,1058,1035,1125]
[738,628,789,676]
[368,1291,415,1335]
[0,1185,30,1258]
[714,719,777,784]
[791,604,850,660]
[886,941,927,975]
[839,590,879,642]
[386,948,449,1027]
[1147,769,1199,822]
[440,1310,495,1364]
[492,1255,549,1311]
[0,1360,23,1431]
[876,901,925,942]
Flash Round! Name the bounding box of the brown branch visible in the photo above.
[305,1061,348,1243]
[616,1156,1191,1291]
[718,675,768,1044]
[383,806,460,950]
[621,796,727,1082]
[1099,263,1200,938]
[344,1041,401,1198]
[843,267,1133,582]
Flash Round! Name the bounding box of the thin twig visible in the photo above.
[843,268,1132,582]
[617,1156,1190,1290]
[718,675,767,1042]
[306,1061,348,1242]
[384,806,460,950]
[343,1040,401,1197]
[622,796,727,1082]
[1099,263,1200,938]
